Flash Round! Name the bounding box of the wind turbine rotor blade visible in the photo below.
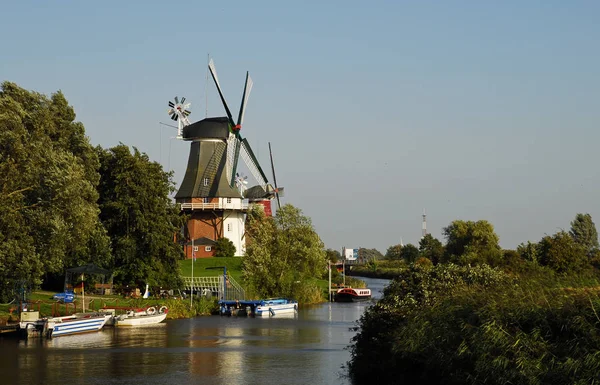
[168,101,175,108]
[208,59,235,126]
[269,142,281,209]
[175,96,179,104]
[236,72,253,127]
[171,114,178,121]
[181,97,186,104]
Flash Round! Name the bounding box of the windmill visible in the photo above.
[167,96,191,138]
[174,58,281,258]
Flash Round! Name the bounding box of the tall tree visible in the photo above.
[97,144,184,288]
[243,204,326,301]
[418,234,445,265]
[443,220,502,265]
[400,244,420,263]
[538,231,589,274]
[569,213,599,256]
[325,248,341,263]
[0,82,109,300]
[385,244,403,260]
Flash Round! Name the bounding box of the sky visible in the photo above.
[2,1,600,252]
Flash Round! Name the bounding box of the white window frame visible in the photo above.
[205,246,212,252]
[227,197,232,203]
[193,246,198,252]
[203,178,209,186]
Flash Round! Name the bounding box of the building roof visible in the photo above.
[175,140,243,199]
[184,237,216,246]
[182,117,230,141]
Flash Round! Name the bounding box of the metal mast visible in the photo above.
[422,209,427,238]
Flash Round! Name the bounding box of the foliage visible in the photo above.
[537,231,589,274]
[517,241,540,263]
[0,82,109,301]
[385,244,403,260]
[214,237,236,258]
[418,234,444,265]
[400,243,419,263]
[97,144,185,289]
[325,248,340,263]
[443,219,502,265]
[359,247,384,261]
[569,213,599,256]
[242,204,327,303]
[349,262,600,385]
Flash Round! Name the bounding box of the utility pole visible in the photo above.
[190,236,194,309]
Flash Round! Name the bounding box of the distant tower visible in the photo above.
[422,209,427,238]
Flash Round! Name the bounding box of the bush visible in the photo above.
[214,237,236,258]
[348,263,600,385]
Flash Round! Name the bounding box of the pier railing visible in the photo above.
[182,276,245,301]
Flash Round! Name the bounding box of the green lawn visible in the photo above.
[179,257,244,284]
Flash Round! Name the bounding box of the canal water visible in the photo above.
[0,277,388,385]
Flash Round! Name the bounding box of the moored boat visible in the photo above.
[255,298,298,317]
[114,306,168,327]
[46,312,113,338]
[334,287,372,302]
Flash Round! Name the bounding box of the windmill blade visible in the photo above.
[181,97,186,104]
[236,72,253,127]
[269,142,281,209]
[240,138,269,187]
[230,138,242,187]
[168,101,175,108]
[208,59,235,127]
[175,96,179,104]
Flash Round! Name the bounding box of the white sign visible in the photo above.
[344,248,358,261]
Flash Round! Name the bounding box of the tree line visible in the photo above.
[0,82,184,301]
[377,213,599,274]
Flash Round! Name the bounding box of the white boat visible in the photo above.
[46,312,113,338]
[255,299,298,317]
[114,306,168,327]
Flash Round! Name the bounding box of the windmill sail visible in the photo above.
[240,139,269,187]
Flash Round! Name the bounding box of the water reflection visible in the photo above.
[0,277,389,385]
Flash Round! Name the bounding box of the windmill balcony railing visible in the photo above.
[179,202,249,211]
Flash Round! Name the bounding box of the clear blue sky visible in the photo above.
[2,1,599,252]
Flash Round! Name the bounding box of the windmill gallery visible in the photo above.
[168,59,284,258]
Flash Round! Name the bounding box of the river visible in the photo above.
[0,277,389,385]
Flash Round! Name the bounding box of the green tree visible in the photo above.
[517,241,539,263]
[243,204,326,302]
[537,231,588,274]
[569,213,599,256]
[97,144,184,289]
[359,248,384,262]
[400,244,419,263]
[418,234,444,265]
[325,248,340,263]
[443,220,502,265]
[385,244,403,260]
[0,82,109,299]
[214,237,236,258]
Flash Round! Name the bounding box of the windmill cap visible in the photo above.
[182,117,230,141]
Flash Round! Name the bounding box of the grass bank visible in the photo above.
[179,257,244,284]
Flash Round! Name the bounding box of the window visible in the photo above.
[193,246,198,252]
[227,223,232,232]
[203,197,209,203]
[205,246,212,252]
[227,197,232,203]
[203,178,209,186]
